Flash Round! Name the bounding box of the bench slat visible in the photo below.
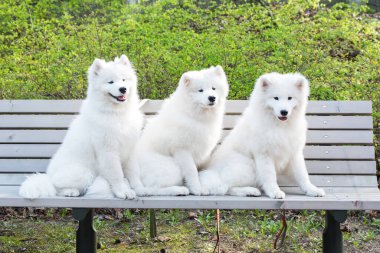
[304,146,374,160]
[306,160,376,174]
[1,186,379,196]
[1,191,380,210]
[0,100,372,115]
[0,115,373,130]
[0,144,374,159]
[1,129,373,144]
[1,174,376,187]
[0,159,375,174]
[0,130,67,143]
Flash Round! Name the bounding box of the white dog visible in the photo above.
[200,72,325,199]
[127,66,229,196]
[19,55,143,199]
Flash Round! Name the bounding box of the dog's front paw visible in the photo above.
[172,186,190,196]
[188,184,201,196]
[267,189,286,199]
[59,188,80,197]
[305,186,326,197]
[245,187,262,197]
[112,183,136,199]
[200,186,210,196]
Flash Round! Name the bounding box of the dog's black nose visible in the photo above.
[280,110,288,116]
[208,96,216,103]
[119,87,127,94]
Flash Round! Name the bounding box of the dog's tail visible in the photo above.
[19,173,56,199]
[84,176,114,198]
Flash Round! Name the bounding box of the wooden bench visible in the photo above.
[0,99,379,253]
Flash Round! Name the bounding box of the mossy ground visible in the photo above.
[1,209,379,252]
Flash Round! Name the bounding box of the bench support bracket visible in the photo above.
[149,209,157,238]
[73,208,97,253]
[323,210,347,253]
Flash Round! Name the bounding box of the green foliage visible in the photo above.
[0,0,379,125]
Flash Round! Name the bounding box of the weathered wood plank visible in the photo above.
[0,130,67,143]
[0,129,373,144]
[1,173,376,187]
[305,130,373,144]
[0,100,83,114]
[0,115,373,130]
[0,144,58,158]
[0,100,372,115]
[0,159,50,173]
[1,185,379,197]
[221,130,373,144]
[304,146,375,160]
[0,115,76,129]
[306,160,376,174]
[0,144,374,159]
[0,159,375,174]
[1,192,380,210]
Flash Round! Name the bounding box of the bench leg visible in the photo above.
[323,210,347,253]
[149,209,157,238]
[73,208,97,253]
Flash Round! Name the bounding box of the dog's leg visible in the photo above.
[124,157,144,190]
[288,152,325,197]
[227,187,261,197]
[173,150,201,195]
[255,156,285,199]
[96,147,136,199]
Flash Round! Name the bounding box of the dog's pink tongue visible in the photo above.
[278,116,287,121]
[118,95,126,101]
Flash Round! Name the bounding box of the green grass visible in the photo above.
[1,209,379,252]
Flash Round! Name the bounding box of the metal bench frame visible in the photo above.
[0,99,379,253]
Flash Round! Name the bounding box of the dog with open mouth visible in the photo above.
[200,72,325,199]
[19,55,143,199]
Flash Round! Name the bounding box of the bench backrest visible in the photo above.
[0,100,377,194]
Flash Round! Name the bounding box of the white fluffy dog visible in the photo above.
[19,55,143,199]
[200,72,325,199]
[127,66,229,196]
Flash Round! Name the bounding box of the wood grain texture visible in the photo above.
[1,173,376,187]
[1,190,379,210]
[0,144,374,159]
[0,115,373,130]
[0,100,372,114]
[0,129,373,144]
[0,159,375,174]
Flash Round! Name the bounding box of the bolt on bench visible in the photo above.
[0,100,379,253]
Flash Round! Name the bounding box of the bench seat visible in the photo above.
[0,99,379,253]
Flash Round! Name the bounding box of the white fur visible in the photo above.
[127,66,229,196]
[200,72,325,199]
[19,55,143,199]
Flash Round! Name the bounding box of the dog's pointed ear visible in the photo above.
[295,74,310,96]
[90,58,106,76]
[180,73,191,86]
[260,77,271,90]
[214,65,225,77]
[117,54,131,66]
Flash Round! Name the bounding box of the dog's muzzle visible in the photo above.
[109,93,126,102]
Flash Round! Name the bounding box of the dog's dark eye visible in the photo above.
[274,97,279,100]
[212,87,216,90]
[108,81,114,84]
[198,89,204,92]
[122,79,125,82]
[288,97,292,100]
